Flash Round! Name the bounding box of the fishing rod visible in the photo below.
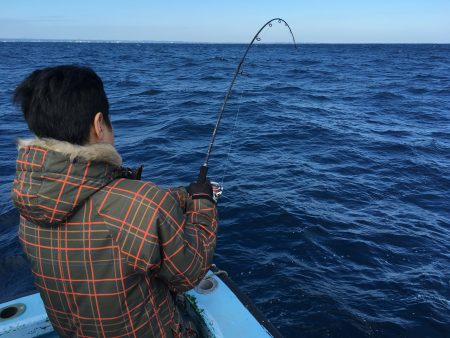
[197,18,297,184]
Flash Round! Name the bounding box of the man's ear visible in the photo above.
[89,112,114,145]
[93,112,104,140]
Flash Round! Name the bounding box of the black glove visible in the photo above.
[117,165,143,180]
[187,180,215,203]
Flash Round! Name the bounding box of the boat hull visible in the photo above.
[0,266,281,337]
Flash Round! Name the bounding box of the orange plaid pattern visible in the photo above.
[12,143,218,337]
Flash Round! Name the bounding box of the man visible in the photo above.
[11,65,218,337]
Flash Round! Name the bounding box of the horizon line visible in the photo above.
[1,38,449,45]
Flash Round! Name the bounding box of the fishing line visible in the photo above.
[197,18,297,184]
[220,88,245,187]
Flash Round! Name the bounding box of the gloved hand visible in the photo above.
[187,180,214,203]
[187,180,224,204]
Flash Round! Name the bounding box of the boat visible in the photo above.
[0,265,282,337]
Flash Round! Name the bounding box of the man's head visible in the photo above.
[13,65,114,145]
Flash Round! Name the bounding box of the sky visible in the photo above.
[1,0,450,43]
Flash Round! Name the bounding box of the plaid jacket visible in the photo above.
[11,138,218,337]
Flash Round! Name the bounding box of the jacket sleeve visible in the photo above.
[156,191,218,291]
[97,179,218,292]
[168,186,188,213]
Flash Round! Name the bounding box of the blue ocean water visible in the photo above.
[0,42,449,337]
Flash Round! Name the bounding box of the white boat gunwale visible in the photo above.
[0,265,283,338]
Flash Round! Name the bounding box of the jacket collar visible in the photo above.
[18,137,122,167]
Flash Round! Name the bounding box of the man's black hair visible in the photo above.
[13,65,111,145]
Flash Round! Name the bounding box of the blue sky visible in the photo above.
[1,0,449,43]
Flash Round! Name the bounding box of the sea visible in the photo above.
[0,42,449,337]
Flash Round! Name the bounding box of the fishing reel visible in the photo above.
[211,181,223,203]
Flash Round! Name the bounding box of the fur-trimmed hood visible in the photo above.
[18,138,122,167]
[12,138,122,227]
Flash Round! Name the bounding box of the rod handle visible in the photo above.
[197,164,208,184]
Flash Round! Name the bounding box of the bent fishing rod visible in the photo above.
[197,18,297,184]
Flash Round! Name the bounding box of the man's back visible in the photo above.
[13,138,218,337]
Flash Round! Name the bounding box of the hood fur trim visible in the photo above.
[18,138,122,167]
